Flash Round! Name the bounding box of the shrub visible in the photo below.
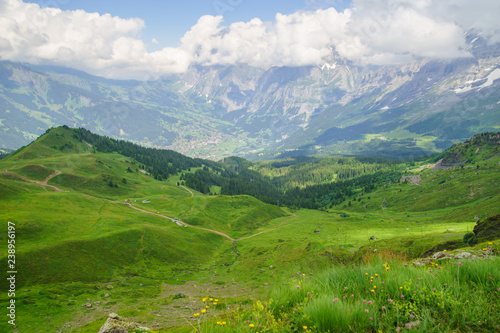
[463,232,477,246]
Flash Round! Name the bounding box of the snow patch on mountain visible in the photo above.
[480,68,500,88]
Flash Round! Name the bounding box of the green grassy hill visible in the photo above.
[0,128,498,332]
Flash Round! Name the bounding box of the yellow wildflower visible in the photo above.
[303,326,308,330]
[375,274,378,277]
[194,313,200,317]
[373,286,377,289]
[365,273,368,276]
[201,309,206,314]
[249,323,255,328]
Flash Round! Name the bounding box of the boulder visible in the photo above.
[454,252,472,259]
[98,313,150,333]
[413,258,433,266]
[432,251,452,260]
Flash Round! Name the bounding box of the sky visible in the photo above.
[0,0,499,79]
[24,0,350,48]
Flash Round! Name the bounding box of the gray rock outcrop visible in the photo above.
[98,313,150,333]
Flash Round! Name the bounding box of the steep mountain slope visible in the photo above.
[0,62,239,159]
[1,33,499,159]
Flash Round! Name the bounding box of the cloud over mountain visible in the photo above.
[0,0,498,79]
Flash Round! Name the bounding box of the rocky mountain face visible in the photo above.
[1,33,499,159]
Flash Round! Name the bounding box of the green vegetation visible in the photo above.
[193,256,499,332]
[251,155,399,189]
[12,164,55,181]
[0,128,498,332]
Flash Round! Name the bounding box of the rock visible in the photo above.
[106,285,114,290]
[104,294,110,298]
[413,258,433,266]
[369,236,376,241]
[314,229,320,233]
[94,301,101,306]
[432,251,451,260]
[98,313,150,333]
[454,252,472,259]
[83,303,92,308]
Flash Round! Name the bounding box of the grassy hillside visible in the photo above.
[0,127,289,332]
[0,129,498,332]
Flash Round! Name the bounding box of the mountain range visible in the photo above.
[1,31,499,160]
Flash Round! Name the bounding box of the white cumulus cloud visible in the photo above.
[0,0,498,79]
[0,0,190,79]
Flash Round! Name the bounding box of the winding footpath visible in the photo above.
[3,168,300,243]
[2,170,62,192]
[180,185,194,197]
[237,210,297,241]
[123,202,235,241]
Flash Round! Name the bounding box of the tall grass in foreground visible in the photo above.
[194,255,499,332]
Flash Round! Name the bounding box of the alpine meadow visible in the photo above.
[1,0,500,332]
[0,127,498,332]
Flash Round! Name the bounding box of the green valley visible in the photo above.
[0,127,498,332]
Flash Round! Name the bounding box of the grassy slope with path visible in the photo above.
[0,128,498,332]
